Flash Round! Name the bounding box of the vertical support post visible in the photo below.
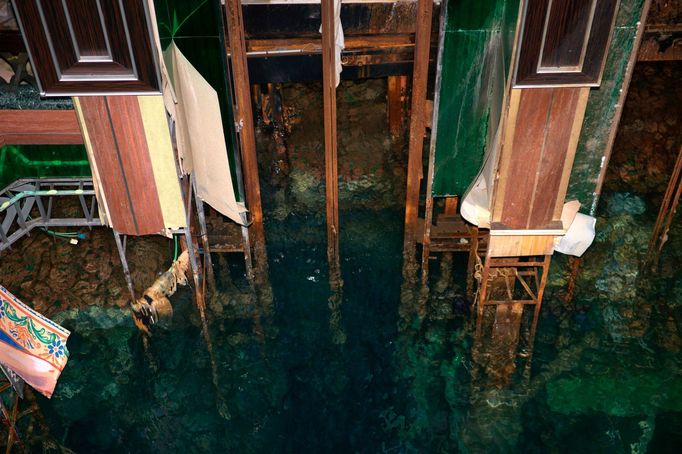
[523,255,551,378]
[387,75,406,139]
[473,254,552,385]
[467,226,480,300]
[192,174,215,286]
[224,0,267,269]
[402,0,433,282]
[321,0,341,286]
[113,230,136,302]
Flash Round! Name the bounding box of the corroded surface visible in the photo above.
[566,0,645,214]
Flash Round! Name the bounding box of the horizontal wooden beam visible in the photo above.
[0,109,83,148]
[246,34,415,55]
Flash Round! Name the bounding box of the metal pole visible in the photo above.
[113,230,136,302]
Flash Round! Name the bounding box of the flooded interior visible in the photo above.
[1,59,682,452]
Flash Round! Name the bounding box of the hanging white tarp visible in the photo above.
[163,42,247,225]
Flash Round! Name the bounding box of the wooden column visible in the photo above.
[224,0,267,267]
[387,75,407,139]
[321,0,341,284]
[402,0,433,275]
[0,110,83,147]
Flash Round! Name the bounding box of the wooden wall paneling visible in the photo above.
[75,96,166,235]
[491,89,521,223]
[76,96,137,234]
[104,96,165,235]
[498,88,553,229]
[493,87,589,231]
[0,110,83,147]
[11,0,160,95]
[488,234,555,257]
[527,87,581,228]
[514,0,619,86]
[552,87,590,220]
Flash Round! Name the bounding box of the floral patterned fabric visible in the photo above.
[0,285,70,398]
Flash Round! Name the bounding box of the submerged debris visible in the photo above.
[131,250,190,334]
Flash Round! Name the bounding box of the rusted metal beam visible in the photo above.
[321,0,341,284]
[224,0,267,270]
[402,0,433,285]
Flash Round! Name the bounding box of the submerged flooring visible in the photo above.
[1,72,682,452]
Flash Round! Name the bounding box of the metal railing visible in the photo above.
[0,178,101,252]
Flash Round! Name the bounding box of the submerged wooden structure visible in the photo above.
[2,0,681,410]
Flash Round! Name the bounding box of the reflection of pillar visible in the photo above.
[401,0,434,295]
[322,0,345,344]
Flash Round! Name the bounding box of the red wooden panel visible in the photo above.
[11,0,159,95]
[528,88,581,228]
[500,89,553,229]
[105,96,164,235]
[77,97,137,234]
[0,110,83,147]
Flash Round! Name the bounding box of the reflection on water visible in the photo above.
[3,77,682,452]
[20,193,681,453]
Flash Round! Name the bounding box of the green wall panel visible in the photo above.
[0,144,90,189]
[566,0,645,215]
[431,0,519,196]
[154,0,243,202]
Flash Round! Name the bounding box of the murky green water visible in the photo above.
[5,77,682,453]
[21,186,680,453]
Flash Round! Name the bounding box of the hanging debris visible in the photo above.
[131,250,190,335]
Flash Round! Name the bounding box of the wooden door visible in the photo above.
[11,0,160,96]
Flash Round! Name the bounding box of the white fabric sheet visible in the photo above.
[163,43,247,225]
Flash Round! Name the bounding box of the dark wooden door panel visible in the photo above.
[11,0,160,96]
[514,0,619,87]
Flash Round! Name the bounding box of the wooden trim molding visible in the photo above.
[11,0,161,96]
[0,109,83,148]
[514,0,620,87]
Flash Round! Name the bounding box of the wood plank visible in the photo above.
[553,87,590,220]
[0,110,83,147]
[488,234,555,258]
[76,96,137,234]
[499,88,553,229]
[387,75,405,138]
[245,34,415,54]
[105,96,164,235]
[321,0,340,282]
[402,0,433,267]
[224,0,267,266]
[491,89,522,222]
[528,88,581,228]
